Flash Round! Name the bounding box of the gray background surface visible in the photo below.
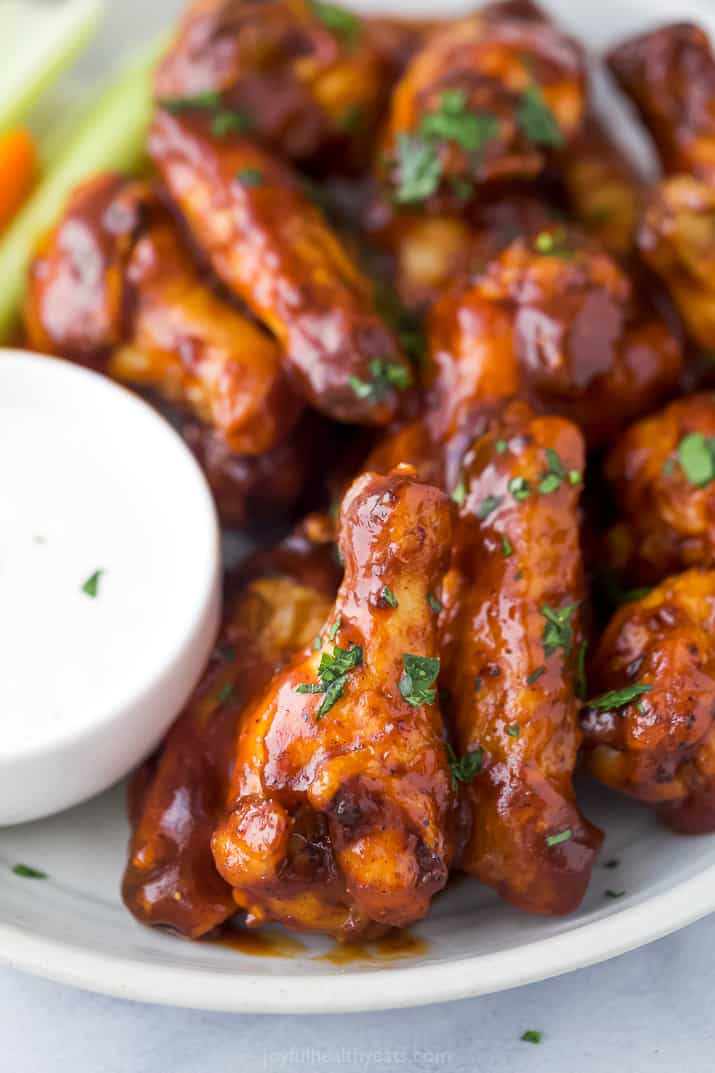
[3,2,713,1070]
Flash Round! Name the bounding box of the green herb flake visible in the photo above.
[383,586,398,609]
[605,888,626,899]
[521,1030,543,1045]
[474,675,483,692]
[541,602,580,658]
[217,682,234,707]
[161,91,224,113]
[447,744,484,787]
[501,536,513,558]
[312,636,322,652]
[568,469,582,485]
[81,569,104,598]
[663,456,677,477]
[452,479,466,506]
[394,133,443,204]
[527,665,546,686]
[677,432,715,488]
[349,358,413,404]
[12,864,47,879]
[420,90,499,154]
[236,167,264,188]
[212,109,252,138]
[476,494,502,520]
[576,640,588,702]
[517,83,564,148]
[310,0,362,45]
[399,654,441,707]
[428,592,443,613]
[587,683,653,711]
[508,476,532,501]
[546,828,572,847]
[534,226,572,259]
[506,724,520,738]
[341,106,364,133]
[495,439,508,454]
[296,642,363,719]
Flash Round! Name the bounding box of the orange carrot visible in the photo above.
[0,129,37,232]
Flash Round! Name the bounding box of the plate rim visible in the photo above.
[2,859,714,1013]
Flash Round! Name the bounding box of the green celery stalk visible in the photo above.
[0,36,168,343]
[0,0,104,134]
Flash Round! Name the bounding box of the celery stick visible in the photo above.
[0,0,104,135]
[0,36,168,343]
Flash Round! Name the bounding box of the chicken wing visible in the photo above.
[25,173,300,457]
[440,400,600,913]
[581,569,715,834]
[150,109,413,426]
[154,0,388,167]
[604,393,715,584]
[123,529,336,938]
[608,23,715,183]
[426,226,682,459]
[380,4,586,211]
[212,466,455,939]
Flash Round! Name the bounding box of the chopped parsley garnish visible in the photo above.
[212,110,252,137]
[310,0,362,45]
[447,744,484,787]
[452,479,467,506]
[81,569,104,598]
[161,91,223,113]
[508,476,532,501]
[587,683,652,710]
[349,358,413,403]
[663,456,677,476]
[537,447,571,494]
[569,469,582,485]
[521,1030,543,1045]
[677,432,715,488]
[236,167,264,188]
[576,640,588,701]
[546,828,572,847]
[399,654,440,707]
[605,888,625,899]
[534,226,572,259]
[394,90,498,204]
[517,83,564,147]
[296,642,363,719]
[541,602,579,658]
[374,285,427,368]
[420,89,499,154]
[428,592,443,613]
[501,536,513,558]
[394,133,443,204]
[312,636,322,651]
[527,665,546,686]
[476,494,502,520]
[382,586,398,609]
[12,864,47,879]
[216,682,234,707]
[474,676,483,692]
[328,617,343,642]
[341,106,364,132]
[506,724,520,738]
[496,439,508,454]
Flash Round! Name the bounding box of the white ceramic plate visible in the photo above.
[2,0,715,1015]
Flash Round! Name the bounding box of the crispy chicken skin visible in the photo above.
[25,173,300,457]
[441,401,601,914]
[381,5,586,210]
[608,23,715,183]
[637,175,715,353]
[212,467,455,939]
[154,0,387,165]
[582,570,715,834]
[150,109,413,426]
[604,394,715,584]
[123,550,335,939]
[559,116,644,256]
[426,226,683,462]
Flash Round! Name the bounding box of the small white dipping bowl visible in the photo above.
[0,350,221,825]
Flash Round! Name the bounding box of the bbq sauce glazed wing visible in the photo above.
[154,0,387,166]
[637,175,715,354]
[608,23,715,183]
[426,226,682,455]
[604,393,715,584]
[441,401,601,914]
[24,173,300,457]
[380,4,586,212]
[581,570,715,834]
[212,467,455,940]
[150,109,413,426]
[122,563,334,938]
